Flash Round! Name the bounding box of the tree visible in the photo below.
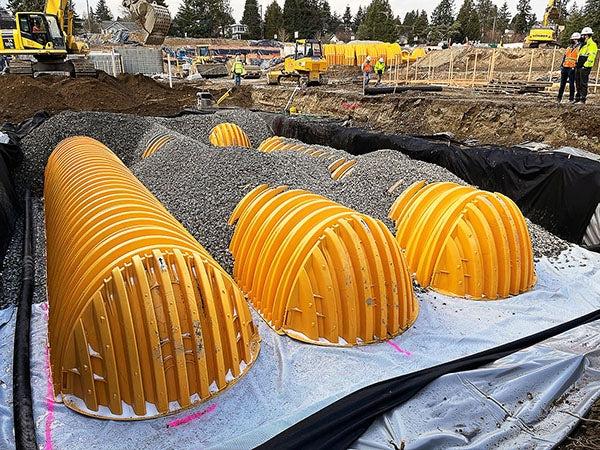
[342,5,352,27]
[241,0,262,39]
[455,0,481,41]
[476,0,497,40]
[264,0,284,39]
[496,1,512,33]
[283,0,322,38]
[511,0,534,34]
[357,0,398,41]
[6,0,44,13]
[172,0,234,38]
[353,6,365,32]
[583,0,600,32]
[95,0,113,21]
[415,10,429,42]
[431,0,455,27]
[561,2,585,45]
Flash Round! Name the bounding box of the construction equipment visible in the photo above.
[122,0,171,45]
[0,1,95,76]
[267,39,328,86]
[191,44,229,78]
[524,0,562,47]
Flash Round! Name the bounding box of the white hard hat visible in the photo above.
[571,32,581,40]
[379,57,384,62]
[581,27,593,35]
[366,56,371,61]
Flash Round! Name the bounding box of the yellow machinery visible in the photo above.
[525,0,561,47]
[0,0,170,76]
[268,39,328,86]
[191,44,229,78]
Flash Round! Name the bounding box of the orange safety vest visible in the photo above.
[363,61,373,73]
[563,46,578,68]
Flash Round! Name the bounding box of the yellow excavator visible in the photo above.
[0,0,170,76]
[524,0,561,47]
[267,39,328,86]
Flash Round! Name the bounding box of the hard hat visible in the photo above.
[581,27,593,35]
[366,56,371,61]
[571,32,581,40]
[379,57,384,62]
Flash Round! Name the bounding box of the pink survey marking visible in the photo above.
[387,340,412,357]
[167,403,217,428]
[41,303,55,450]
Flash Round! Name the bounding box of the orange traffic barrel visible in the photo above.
[45,136,260,420]
[208,122,251,148]
[389,180,536,299]
[229,184,418,346]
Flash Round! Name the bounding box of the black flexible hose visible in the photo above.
[12,191,37,450]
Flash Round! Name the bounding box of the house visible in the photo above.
[228,23,248,40]
[100,21,143,34]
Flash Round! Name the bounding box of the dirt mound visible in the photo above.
[0,72,199,122]
[420,47,560,73]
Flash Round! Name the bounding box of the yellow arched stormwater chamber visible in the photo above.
[44,136,260,419]
[389,180,536,299]
[229,184,418,346]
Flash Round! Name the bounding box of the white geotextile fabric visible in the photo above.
[2,247,600,449]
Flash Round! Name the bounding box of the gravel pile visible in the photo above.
[1,109,569,308]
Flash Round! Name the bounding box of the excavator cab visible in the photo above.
[13,13,66,50]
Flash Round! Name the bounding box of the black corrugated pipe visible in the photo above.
[12,191,37,450]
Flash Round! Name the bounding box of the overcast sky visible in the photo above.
[0,0,552,26]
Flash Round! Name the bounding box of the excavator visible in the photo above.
[0,0,170,76]
[524,0,562,47]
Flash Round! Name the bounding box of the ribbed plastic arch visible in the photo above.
[389,180,536,299]
[258,137,357,181]
[45,137,260,420]
[208,123,251,148]
[228,184,418,346]
[142,133,175,158]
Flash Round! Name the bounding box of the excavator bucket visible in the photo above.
[123,0,171,45]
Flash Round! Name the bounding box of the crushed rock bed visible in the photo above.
[0,109,569,308]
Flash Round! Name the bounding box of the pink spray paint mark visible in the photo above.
[167,403,217,428]
[387,340,412,357]
[41,303,55,450]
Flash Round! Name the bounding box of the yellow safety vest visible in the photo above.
[233,61,245,75]
[580,38,597,69]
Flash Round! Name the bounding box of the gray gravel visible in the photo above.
[1,109,569,308]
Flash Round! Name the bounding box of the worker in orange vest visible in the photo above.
[557,32,581,103]
[361,56,373,88]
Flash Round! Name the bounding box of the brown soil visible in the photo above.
[247,85,600,154]
[0,72,199,122]
[557,402,600,449]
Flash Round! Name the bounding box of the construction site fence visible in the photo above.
[323,43,426,67]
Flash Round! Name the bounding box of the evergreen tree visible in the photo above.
[95,0,113,21]
[172,0,233,38]
[455,0,481,41]
[561,2,585,45]
[476,0,497,39]
[496,1,511,32]
[6,0,44,13]
[342,5,352,27]
[431,0,455,27]
[241,0,262,39]
[415,10,429,42]
[357,0,398,41]
[353,6,365,32]
[283,0,322,38]
[511,0,533,33]
[583,0,600,32]
[264,0,284,39]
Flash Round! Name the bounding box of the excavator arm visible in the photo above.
[122,0,171,45]
[44,0,87,53]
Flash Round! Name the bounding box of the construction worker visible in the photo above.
[374,57,386,85]
[361,56,373,88]
[575,27,597,104]
[557,32,580,103]
[232,55,246,87]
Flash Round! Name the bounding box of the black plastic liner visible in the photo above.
[0,112,48,269]
[259,307,600,450]
[364,85,443,95]
[271,116,600,244]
